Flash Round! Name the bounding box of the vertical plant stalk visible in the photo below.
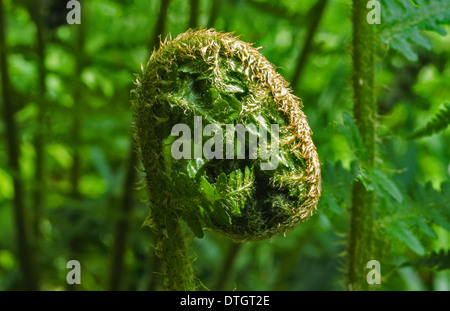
[108,0,172,291]
[0,0,38,290]
[147,247,163,290]
[71,7,85,199]
[136,110,196,290]
[28,0,47,239]
[214,243,241,290]
[138,147,196,290]
[207,0,220,28]
[65,4,86,292]
[189,0,199,28]
[348,0,376,290]
[148,0,170,52]
[108,148,137,290]
[273,225,313,290]
[151,198,196,291]
[291,0,328,89]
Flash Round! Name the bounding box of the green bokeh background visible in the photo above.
[0,0,449,290]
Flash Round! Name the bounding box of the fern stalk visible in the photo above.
[151,197,196,290]
[348,0,376,290]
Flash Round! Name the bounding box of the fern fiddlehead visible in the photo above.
[132,28,321,289]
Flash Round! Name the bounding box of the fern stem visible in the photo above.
[151,197,196,291]
[348,0,376,290]
[136,114,196,290]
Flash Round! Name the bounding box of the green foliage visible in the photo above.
[0,0,449,291]
[337,113,366,160]
[381,0,450,61]
[378,180,450,255]
[407,0,424,8]
[357,166,404,203]
[409,101,450,139]
[333,111,450,264]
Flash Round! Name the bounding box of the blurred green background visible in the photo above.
[0,0,449,291]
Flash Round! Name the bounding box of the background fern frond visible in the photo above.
[380,0,450,61]
[402,249,450,271]
[409,101,450,139]
[377,181,450,255]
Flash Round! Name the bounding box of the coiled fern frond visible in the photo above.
[133,28,321,242]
